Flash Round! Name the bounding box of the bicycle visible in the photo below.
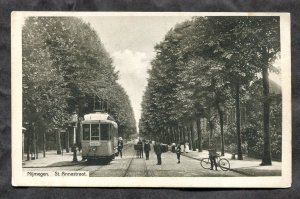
[200,153,230,171]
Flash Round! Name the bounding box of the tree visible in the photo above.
[243,17,280,165]
[23,17,136,153]
[140,16,280,165]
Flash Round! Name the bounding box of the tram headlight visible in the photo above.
[92,146,97,152]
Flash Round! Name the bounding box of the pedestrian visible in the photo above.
[117,137,123,158]
[137,139,143,158]
[154,141,162,165]
[185,142,190,153]
[176,143,181,164]
[141,140,144,158]
[208,144,218,171]
[144,140,151,160]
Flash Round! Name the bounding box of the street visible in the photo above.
[23,144,244,177]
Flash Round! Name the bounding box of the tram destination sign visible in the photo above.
[90,141,101,146]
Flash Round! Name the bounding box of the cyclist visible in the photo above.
[208,145,218,171]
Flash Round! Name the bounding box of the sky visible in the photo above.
[80,16,281,132]
[81,16,193,131]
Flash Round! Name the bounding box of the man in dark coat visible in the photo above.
[208,144,218,171]
[154,141,162,165]
[176,143,181,164]
[137,139,143,158]
[144,140,151,160]
[117,137,123,158]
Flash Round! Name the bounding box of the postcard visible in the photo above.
[11,12,291,187]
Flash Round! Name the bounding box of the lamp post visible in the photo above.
[71,112,78,162]
[66,127,70,153]
[55,128,62,155]
[218,102,225,156]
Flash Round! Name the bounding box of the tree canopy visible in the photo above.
[139,16,281,164]
[23,17,137,148]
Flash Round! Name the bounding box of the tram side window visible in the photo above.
[83,124,90,140]
[100,123,109,140]
[91,124,100,140]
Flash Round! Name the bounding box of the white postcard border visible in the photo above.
[11,12,291,188]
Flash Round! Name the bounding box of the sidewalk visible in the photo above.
[23,150,82,168]
[182,150,282,176]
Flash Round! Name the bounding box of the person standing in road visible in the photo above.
[144,140,151,160]
[154,141,162,165]
[137,139,143,158]
[141,140,144,158]
[117,137,123,158]
[176,143,181,164]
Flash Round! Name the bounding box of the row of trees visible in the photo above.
[139,16,281,165]
[22,17,136,159]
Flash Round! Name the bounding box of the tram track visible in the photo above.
[81,142,136,176]
[122,143,150,177]
[122,145,137,177]
[23,143,151,177]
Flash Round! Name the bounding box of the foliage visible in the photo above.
[244,80,282,160]
[139,16,281,163]
[23,17,137,152]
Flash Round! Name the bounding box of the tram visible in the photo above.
[80,112,118,162]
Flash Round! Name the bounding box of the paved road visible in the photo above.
[23,144,244,177]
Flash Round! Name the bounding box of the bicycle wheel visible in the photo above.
[218,158,230,171]
[200,158,211,169]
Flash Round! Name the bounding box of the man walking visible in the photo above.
[117,137,123,158]
[137,139,143,158]
[144,140,151,160]
[154,141,162,165]
[176,143,181,163]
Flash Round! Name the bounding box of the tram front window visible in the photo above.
[91,124,100,140]
[100,123,109,140]
[82,124,90,140]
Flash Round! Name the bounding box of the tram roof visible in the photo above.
[83,112,117,126]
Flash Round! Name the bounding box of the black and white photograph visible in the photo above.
[11,12,291,187]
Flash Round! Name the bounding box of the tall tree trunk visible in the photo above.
[183,125,186,144]
[36,132,39,159]
[187,123,191,151]
[173,126,177,144]
[182,126,184,144]
[26,123,31,161]
[57,129,62,154]
[165,127,168,144]
[196,118,202,152]
[235,81,243,160]
[208,120,214,147]
[170,127,173,143]
[66,130,69,153]
[166,126,169,144]
[261,65,272,165]
[190,121,195,151]
[43,130,46,157]
[218,108,225,156]
[33,126,36,159]
[177,125,181,144]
